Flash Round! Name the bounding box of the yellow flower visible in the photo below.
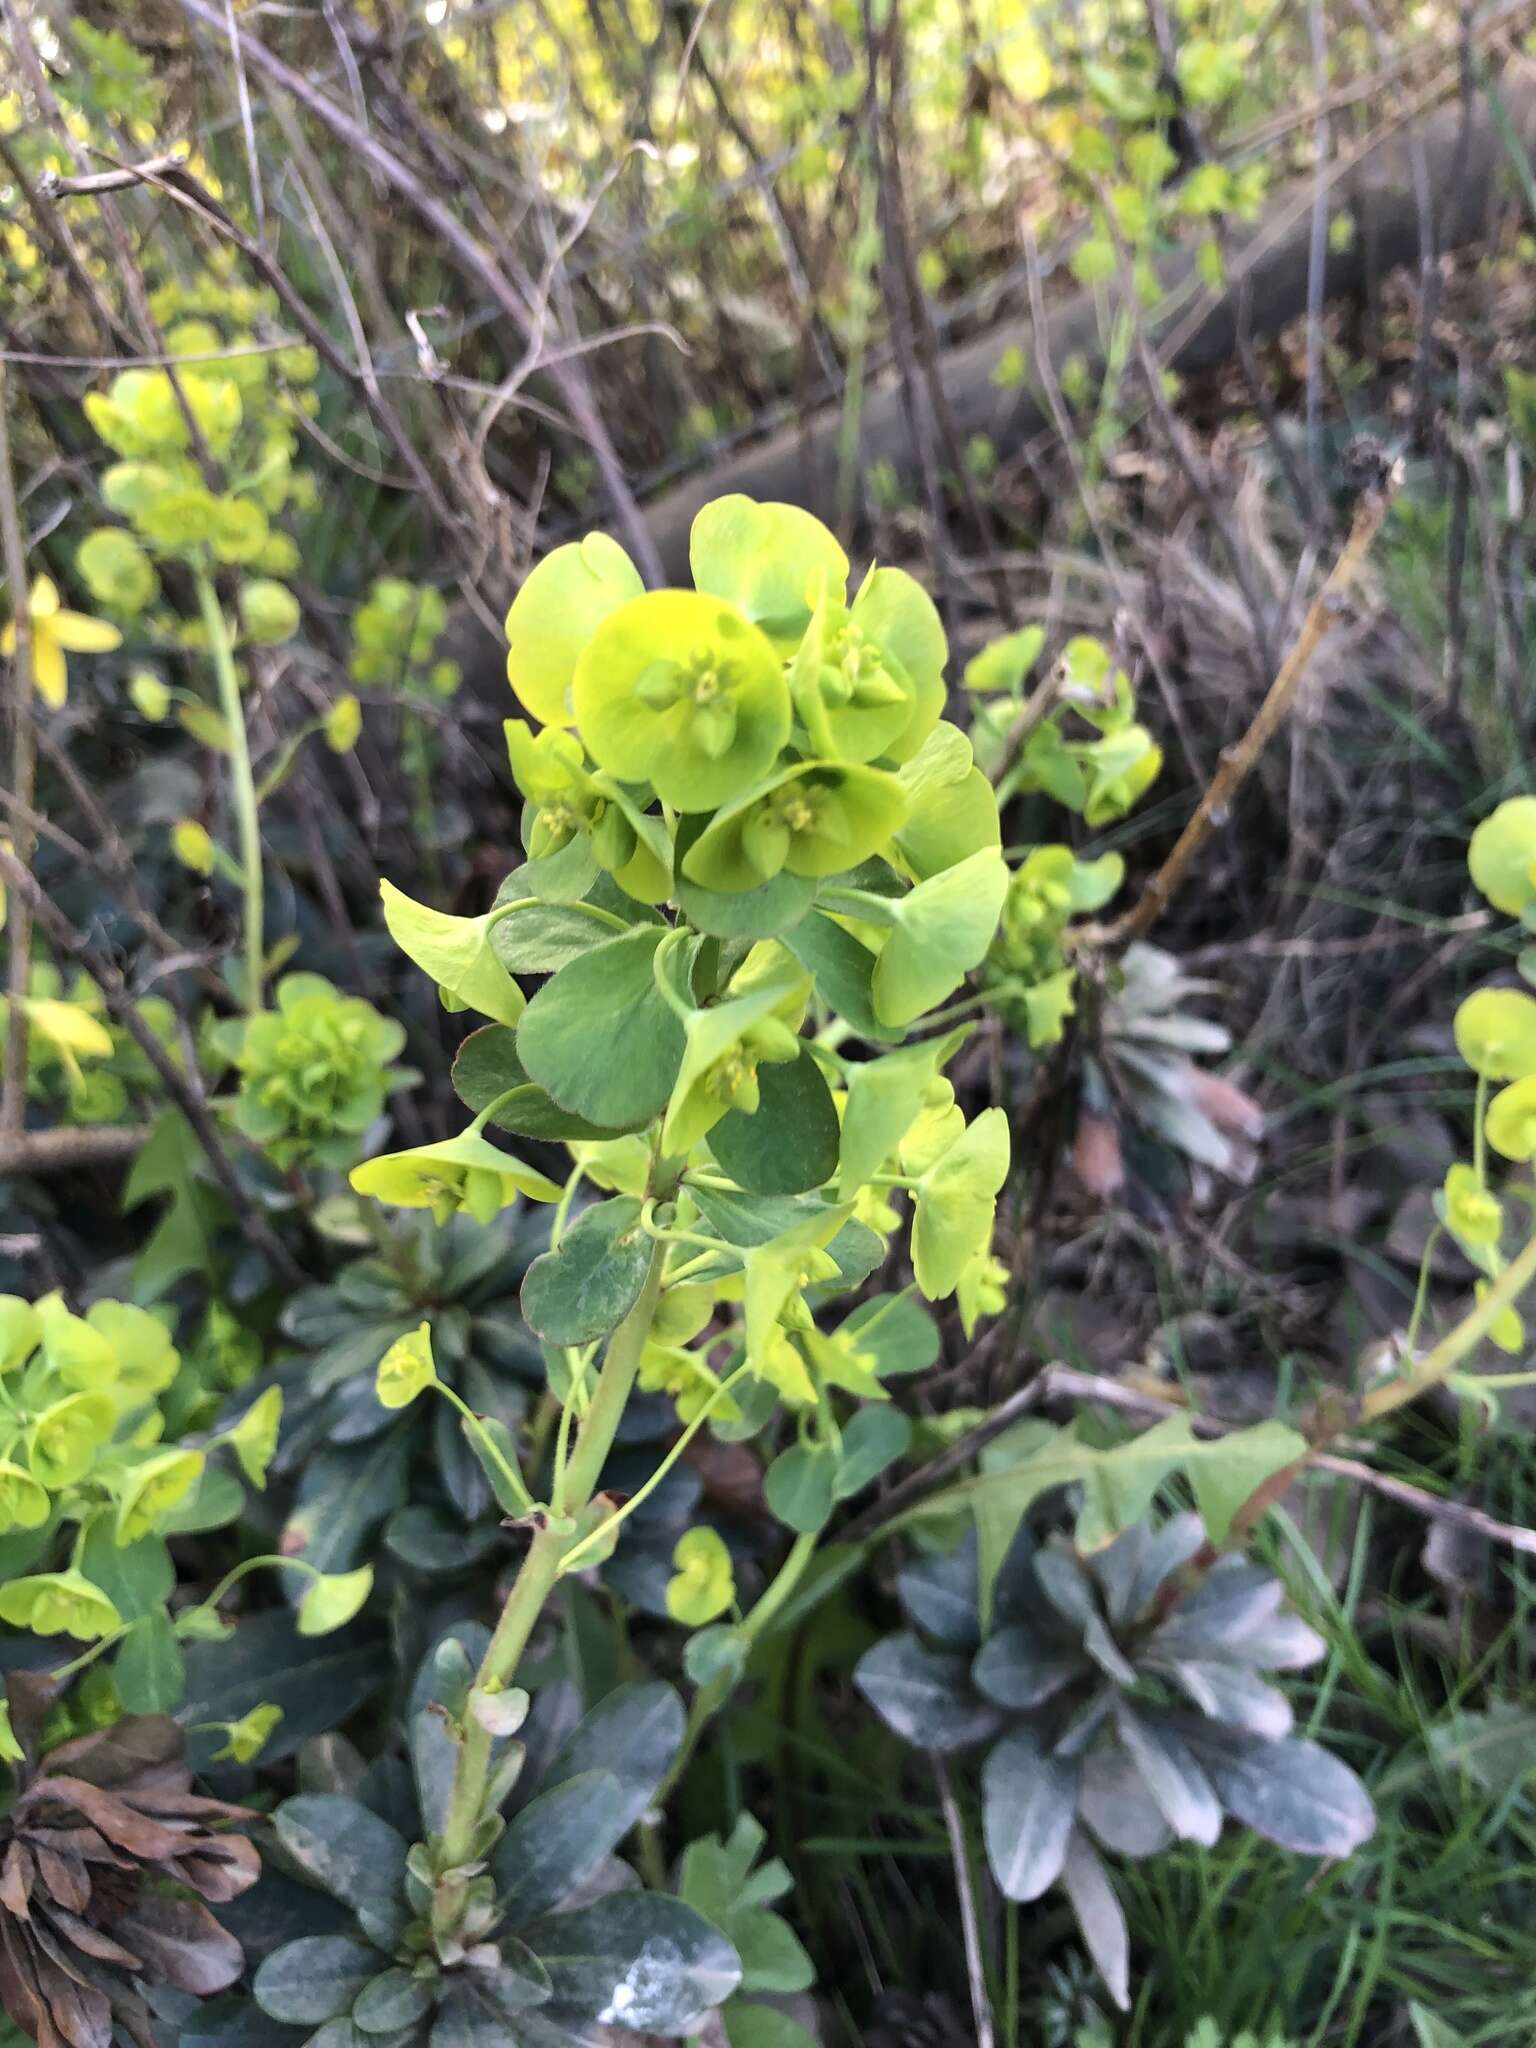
[1,576,122,710]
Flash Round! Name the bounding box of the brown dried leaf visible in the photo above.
[158,1837,262,1904]
[0,1840,35,1919]
[16,1783,188,1865]
[110,1899,243,1996]
[32,1847,89,1916]
[41,1720,183,1793]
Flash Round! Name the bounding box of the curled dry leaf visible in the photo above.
[0,1679,258,2048]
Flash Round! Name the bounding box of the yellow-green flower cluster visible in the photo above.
[214,972,409,1172]
[1437,798,1536,1350]
[75,298,317,652]
[0,1293,278,1639]
[502,498,996,921]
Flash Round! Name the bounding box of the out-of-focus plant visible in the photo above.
[74,303,324,1010]
[349,577,461,851]
[0,1289,371,1717]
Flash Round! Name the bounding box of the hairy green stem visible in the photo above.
[194,568,263,1009]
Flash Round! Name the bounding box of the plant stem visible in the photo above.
[194,568,264,1010]
[657,1528,821,1805]
[1361,1223,1536,1422]
[436,1520,568,1871]
[436,1237,667,1873]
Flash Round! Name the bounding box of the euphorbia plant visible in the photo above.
[344,496,1014,1998]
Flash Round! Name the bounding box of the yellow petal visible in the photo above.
[29,575,59,619]
[0,622,14,656]
[32,633,67,710]
[50,610,121,654]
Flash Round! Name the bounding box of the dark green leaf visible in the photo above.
[353,1969,435,2035]
[115,1610,185,1713]
[684,1625,750,1691]
[764,1444,836,1533]
[854,1632,1003,1752]
[524,1893,740,2033]
[833,1405,912,1499]
[180,1609,388,1771]
[1078,1744,1173,1859]
[520,1198,651,1346]
[1144,1557,1282,1661]
[274,1795,410,1949]
[1177,1720,1375,1855]
[253,1938,381,2024]
[709,1049,839,1196]
[281,1432,412,1577]
[972,1625,1088,1710]
[1112,1705,1222,1846]
[384,1504,500,1575]
[539,1680,684,1833]
[494,1769,628,1925]
[897,1539,981,1649]
[517,927,684,1128]
[981,1727,1080,1902]
[452,1027,625,1141]
[1060,1829,1129,2011]
[1159,1658,1291,1739]
[784,913,902,1044]
[686,1184,831,1248]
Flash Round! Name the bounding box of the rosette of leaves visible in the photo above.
[0,1676,259,2048]
[249,1640,739,2046]
[275,1213,547,1575]
[1076,943,1265,1197]
[856,1517,1375,2009]
[213,973,410,1172]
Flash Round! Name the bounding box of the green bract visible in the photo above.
[0,1569,122,1641]
[351,1129,563,1222]
[76,526,159,614]
[572,589,790,809]
[1469,797,1536,918]
[1454,988,1536,1080]
[505,530,645,724]
[683,758,908,891]
[690,494,850,642]
[381,879,526,1025]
